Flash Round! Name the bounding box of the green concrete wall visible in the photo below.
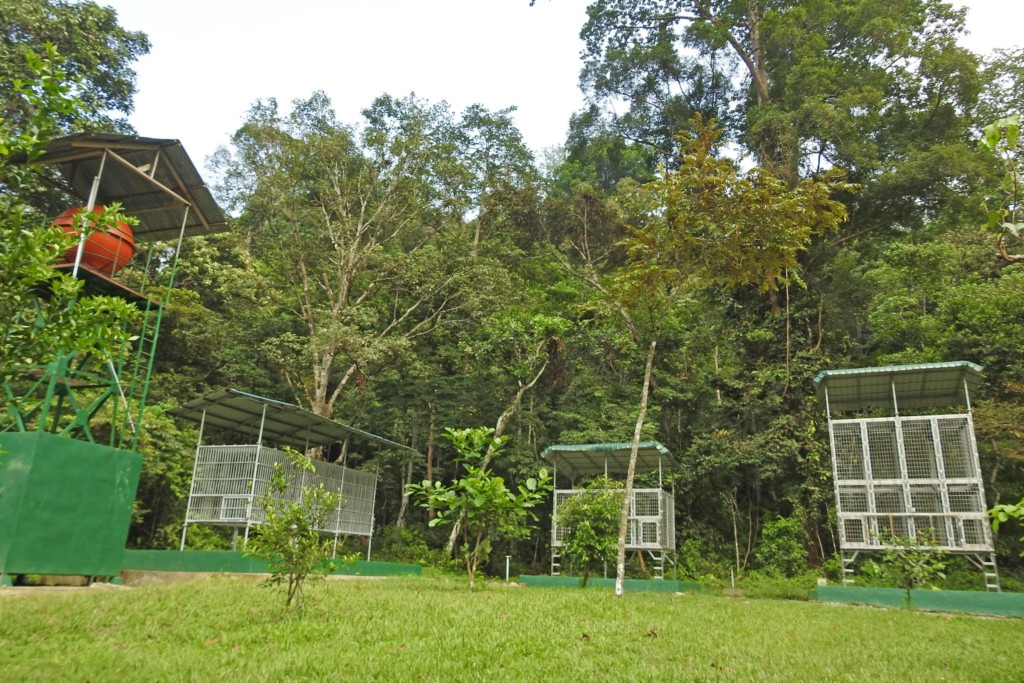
[518,574,703,593]
[122,550,421,577]
[815,586,1024,617]
[0,432,142,578]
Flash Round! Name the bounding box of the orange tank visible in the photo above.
[54,205,136,275]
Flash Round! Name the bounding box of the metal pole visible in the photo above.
[179,407,207,551]
[367,467,380,561]
[72,151,107,278]
[245,404,269,548]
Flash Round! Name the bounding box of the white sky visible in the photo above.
[103,0,1021,174]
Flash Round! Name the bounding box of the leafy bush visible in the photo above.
[675,538,731,581]
[374,525,451,568]
[754,516,808,578]
[556,476,623,587]
[245,450,346,611]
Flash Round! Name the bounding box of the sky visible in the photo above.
[103,0,1022,175]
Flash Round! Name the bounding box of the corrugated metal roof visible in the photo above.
[813,361,983,413]
[169,388,418,453]
[540,441,676,479]
[29,133,228,242]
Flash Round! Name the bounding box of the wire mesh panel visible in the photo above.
[551,488,674,552]
[903,419,938,479]
[866,421,900,479]
[829,415,992,553]
[185,445,261,524]
[832,422,866,480]
[183,445,377,538]
[338,468,377,536]
[939,418,976,478]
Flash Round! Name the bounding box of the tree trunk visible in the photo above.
[426,404,436,520]
[395,418,422,529]
[615,337,658,598]
[395,458,414,529]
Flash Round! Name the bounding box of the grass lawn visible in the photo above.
[1,575,1021,681]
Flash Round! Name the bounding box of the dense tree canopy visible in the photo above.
[0,0,149,132]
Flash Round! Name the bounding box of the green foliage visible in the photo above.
[979,114,1024,263]
[870,533,949,608]
[990,497,1024,557]
[407,427,551,589]
[244,449,345,612]
[754,516,808,578]
[0,45,139,393]
[373,525,453,569]
[622,116,852,297]
[556,476,624,587]
[0,0,150,134]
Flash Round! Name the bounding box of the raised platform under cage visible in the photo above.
[541,442,677,580]
[814,362,999,591]
[171,389,418,558]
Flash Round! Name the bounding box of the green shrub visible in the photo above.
[754,516,808,578]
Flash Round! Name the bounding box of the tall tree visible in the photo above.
[456,105,539,255]
[576,0,980,196]
[604,118,850,595]
[215,93,486,420]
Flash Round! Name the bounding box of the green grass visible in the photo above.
[1,576,1022,681]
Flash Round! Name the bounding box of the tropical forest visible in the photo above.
[4,0,1024,596]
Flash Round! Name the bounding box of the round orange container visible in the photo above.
[54,205,136,275]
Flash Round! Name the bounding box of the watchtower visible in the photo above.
[0,134,227,584]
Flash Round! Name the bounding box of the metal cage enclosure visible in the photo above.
[815,362,999,591]
[184,445,377,538]
[541,442,678,580]
[551,487,676,552]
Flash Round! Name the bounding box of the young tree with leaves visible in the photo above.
[407,427,551,590]
[245,450,344,612]
[556,476,624,587]
[603,117,850,596]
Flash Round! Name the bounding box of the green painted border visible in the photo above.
[815,586,1024,617]
[122,550,420,577]
[518,574,704,593]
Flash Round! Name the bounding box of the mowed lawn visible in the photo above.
[1,575,1021,681]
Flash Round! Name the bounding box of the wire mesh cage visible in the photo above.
[184,445,377,537]
[828,415,992,553]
